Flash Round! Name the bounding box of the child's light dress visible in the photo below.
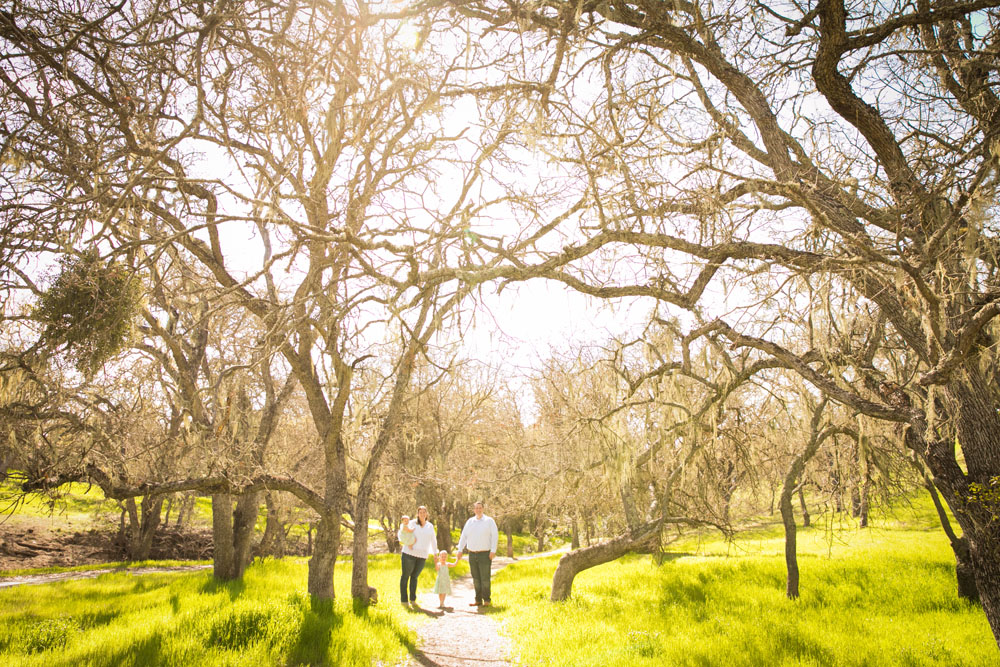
[433,564,452,594]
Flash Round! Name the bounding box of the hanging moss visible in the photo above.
[34,250,143,375]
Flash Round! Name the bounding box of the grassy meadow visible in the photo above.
[1,480,119,524]
[0,555,430,667]
[491,496,998,666]
[1,491,997,666]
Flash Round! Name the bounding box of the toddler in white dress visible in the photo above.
[432,550,455,608]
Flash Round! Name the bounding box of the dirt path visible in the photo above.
[0,564,212,589]
[395,548,567,667]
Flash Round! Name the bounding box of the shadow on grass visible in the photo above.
[200,576,247,600]
[101,629,165,665]
[78,608,122,629]
[476,603,506,615]
[285,598,345,665]
[654,551,698,564]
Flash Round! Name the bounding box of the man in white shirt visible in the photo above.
[455,501,499,607]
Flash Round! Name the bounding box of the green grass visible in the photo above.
[0,556,415,667]
[0,479,115,522]
[4,490,991,665]
[489,496,998,667]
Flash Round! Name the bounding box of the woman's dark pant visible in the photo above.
[400,553,426,602]
[469,551,492,604]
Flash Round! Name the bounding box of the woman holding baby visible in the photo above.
[397,505,437,607]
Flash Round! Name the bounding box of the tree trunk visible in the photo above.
[535,519,546,553]
[953,536,978,603]
[438,508,452,552]
[781,404,825,600]
[830,455,844,514]
[124,498,140,557]
[781,488,801,600]
[351,497,376,603]
[212,494,236,579]
[175,494,193,527]
[922,473,978,601]
[162,496,174,526]
[923,374,1000,643]
[798,487,810,528]
[308,513,339,599]
[955,504,1000,640]
[858,445,871,528]
[571,513,580,550]
[379,515,400,554]
[259,492,288,558]
[231,492,258,578]
[138,495,164,559]
[858,478,870,528]
[124,495,163,561]
[551,520,660,601]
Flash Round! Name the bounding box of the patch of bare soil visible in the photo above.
[0,519,214,572]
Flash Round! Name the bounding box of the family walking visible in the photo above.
[398,501,499,609]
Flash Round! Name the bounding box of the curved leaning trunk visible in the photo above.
[550,520,661,601]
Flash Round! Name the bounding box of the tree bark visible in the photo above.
[781,403,826,600]
[921,472,978,601]
[259,492,288,558]
[123,495,164,561]
[437,508,453,552]
[212,494,235,579]
[351,499,375,602]
[379,515,400,554]
[162,496,174,526]
[921,374,1000,641]
[308,512,339,599]
[535,517,546,553]
[858,445,871,528]
[231,492,259,578]
[781,487,801,600]
[571,513,580,550]
[798,487,810,528]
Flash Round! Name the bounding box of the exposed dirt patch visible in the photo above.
[0,517,215,572]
